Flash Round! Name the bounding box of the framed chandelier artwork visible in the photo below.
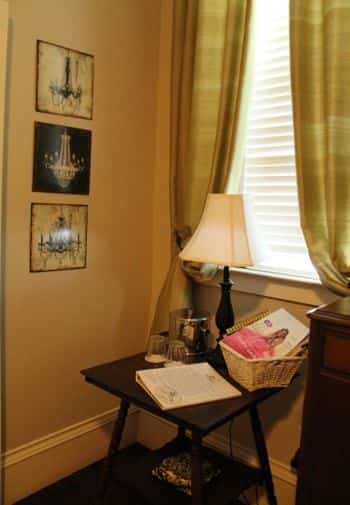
[33,122,91,194]
[36,40,94,119]
[30,203,88,272]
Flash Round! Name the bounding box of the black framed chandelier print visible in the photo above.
[33,122,91,194]
[36,40,94,119]
[30,203,88,272]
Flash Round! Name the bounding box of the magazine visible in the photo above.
[136,362,241,410]
[222,308,308,360]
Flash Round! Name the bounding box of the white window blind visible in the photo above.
[242,0,317,279]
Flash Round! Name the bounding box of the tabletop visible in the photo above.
[81,353,281,435]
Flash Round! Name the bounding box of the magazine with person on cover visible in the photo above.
[222,308,308,360]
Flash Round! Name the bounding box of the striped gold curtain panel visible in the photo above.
[152,0,253,333]
[290,0,350,294]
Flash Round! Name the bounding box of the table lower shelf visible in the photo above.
[112,439,262,505]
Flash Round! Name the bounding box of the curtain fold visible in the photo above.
[152,0,254,333]
[290,0,350,295]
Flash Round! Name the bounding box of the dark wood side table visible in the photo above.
[81,353,280,505]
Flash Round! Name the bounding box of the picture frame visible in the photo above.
[33,122,91,195]
[36,40,94,119]
[30,203,88,272]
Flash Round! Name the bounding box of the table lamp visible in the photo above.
[179,194,266,363]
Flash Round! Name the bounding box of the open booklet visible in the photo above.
[223,308,308,360]
[136,362,241,410]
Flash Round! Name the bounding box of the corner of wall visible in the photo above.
[148,0,173,334]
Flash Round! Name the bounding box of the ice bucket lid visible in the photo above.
[170,308,210,322]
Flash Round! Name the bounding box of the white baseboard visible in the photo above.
[3,406,137,468]
[3,406,138,505]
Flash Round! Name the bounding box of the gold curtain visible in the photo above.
[152,0,253,332]
[290,0,350,295]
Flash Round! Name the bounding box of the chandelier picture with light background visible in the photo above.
[33,122,91,195]
[36,40,94,120]
[30,203,88,272]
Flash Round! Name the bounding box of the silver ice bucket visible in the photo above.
[170,308,210,355]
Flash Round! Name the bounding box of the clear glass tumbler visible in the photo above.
[164,339,186,367]
[145,335,167,364]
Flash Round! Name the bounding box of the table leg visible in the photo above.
[191,431,204,505]
[98,398,130,504]
[177,426,186,439]
[249,405,278,505]
[176,425,187,450]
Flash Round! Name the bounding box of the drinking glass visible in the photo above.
[145,335,167,364]
[164,340,186,367]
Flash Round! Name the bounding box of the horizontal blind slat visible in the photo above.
[246,176,296,184]
[246,184,297,193]
[245,155,295,164]
[246,166,296,173]
[247,132,293,141]
[246,148,295,157]
[247,142,294,152]
[261,224,302,234]
[254,83,290,96]
[251,101,292,113]
[247,125,293,136]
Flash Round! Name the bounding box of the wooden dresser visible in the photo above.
[296,298,350,505]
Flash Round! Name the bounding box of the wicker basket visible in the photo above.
[219,340,307,392]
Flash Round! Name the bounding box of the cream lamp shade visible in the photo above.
[179,193,267,267]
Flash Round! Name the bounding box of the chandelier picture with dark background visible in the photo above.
[33,122,91,195]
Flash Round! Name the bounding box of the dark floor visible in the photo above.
[15,444,244,505]
[15,445,148,505]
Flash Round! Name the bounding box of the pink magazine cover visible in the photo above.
[222,309,308,359]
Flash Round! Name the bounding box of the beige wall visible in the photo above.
[4,0,160,459]
[149,0,172,329]
[1,1,9,502]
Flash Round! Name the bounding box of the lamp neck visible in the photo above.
[222,265,231,285]
[215,266,234,340]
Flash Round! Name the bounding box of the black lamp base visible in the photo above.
[215,266,234,338]
[207,265,235,369]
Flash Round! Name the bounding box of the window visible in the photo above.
[240,0,317,279]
